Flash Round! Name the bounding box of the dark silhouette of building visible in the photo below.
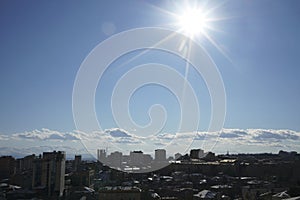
[190,149,204,159]
[74,155,82,172]
[32,151,65,197]
[0,156,15,179]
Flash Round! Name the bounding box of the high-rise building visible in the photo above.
[97,149,106,163]
[32,155,42,189]
[32,151,66,197]
[0,156,15,179]
[155,149,166,161]
[74,155,82,172]
[130,151,144,166]
[16,154,36,173]
[107,151,122,169]
[190,149,204,159]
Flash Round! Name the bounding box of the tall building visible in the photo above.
[155,149,166,161]
[0,156,15,179]
[32,151,66,197]
[190,149,205,159]
[97,149,106,163]
[129,151,144,167]
[16,154,36,173]
[74,155,82,172]
[32,155,42,189]
[107,151,122,169]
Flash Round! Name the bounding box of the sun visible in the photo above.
[149,1,230,58]
[177,8,208,38]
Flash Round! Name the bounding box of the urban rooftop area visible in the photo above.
[0,149,300,199]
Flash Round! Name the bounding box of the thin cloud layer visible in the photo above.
[2,128,300,145]
[0,128,299,157]
[10,128,81,141]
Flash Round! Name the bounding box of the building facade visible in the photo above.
[155,149,166,161]
[32,151,66,197]
[190,149,205,159]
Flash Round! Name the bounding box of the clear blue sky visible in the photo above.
[1,0,300,135]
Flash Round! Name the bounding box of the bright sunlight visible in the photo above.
[177,7,208,38]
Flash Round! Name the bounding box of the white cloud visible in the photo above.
[11,128,81,141]
[0,134,9,140]
[248,129,300,141]
[1,128,299,157]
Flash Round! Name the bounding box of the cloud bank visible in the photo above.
[0,128,299,158]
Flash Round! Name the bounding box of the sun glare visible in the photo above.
[150,1,230,60]
[177,8,208,38]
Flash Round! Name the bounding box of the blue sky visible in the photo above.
[0,1,300,155]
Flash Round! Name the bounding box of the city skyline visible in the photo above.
[0,127,300,159]
[1,1,300,157]
[2,148,299,199]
